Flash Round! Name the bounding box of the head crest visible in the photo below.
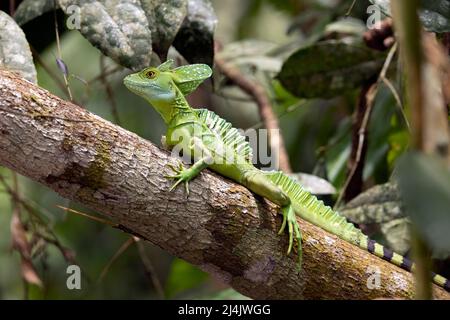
[157,60,212,95]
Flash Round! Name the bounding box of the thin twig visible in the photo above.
[53,4,73,102]
[248,100,308,130]
[98,237,135,282]
[58,205,162,295]
[134,239,165,299]
[335,82,377,207]
[345,0,357,17]
[9,0,16,16]
[378,43,411,130]
[30,46,73,101]
[0,174,47,226]
[56,205,117,226]
[215,56,292,172]
[335,40,404,207]
[0,174,79,269]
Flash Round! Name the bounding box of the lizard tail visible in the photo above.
[263,170,450,292]
[361,238,450,291]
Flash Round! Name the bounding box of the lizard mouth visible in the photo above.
[124,75,161,95]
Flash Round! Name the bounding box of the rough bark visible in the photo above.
[0,69,448,300]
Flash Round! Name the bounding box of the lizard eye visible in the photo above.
[145,70,157,79]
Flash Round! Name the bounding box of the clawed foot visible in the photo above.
[279,205,303,270]
[165,159,192,195]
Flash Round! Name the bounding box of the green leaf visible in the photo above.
[420,0,450,33]
[277,40,385,99]
[172,0,217,66]
[140,0,188,59]
[14,0,55,26]
[369,0,450,33]
[397,152,450,258]
[57,0,191,70]
[0,11,37,83]
[165,258,208,298]
[58,0,154,70]
[387,130,409,171]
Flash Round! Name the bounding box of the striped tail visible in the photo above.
[263,171,450,292]
[362,238,450,292]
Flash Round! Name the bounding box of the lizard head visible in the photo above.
[123,65,176,103]
[124,59,212,104]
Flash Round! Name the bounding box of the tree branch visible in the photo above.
[0,69,448,299]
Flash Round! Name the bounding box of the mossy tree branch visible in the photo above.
[0,69,448,300]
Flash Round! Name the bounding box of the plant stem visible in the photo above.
[411,227,433,299]
[391,0,432,299]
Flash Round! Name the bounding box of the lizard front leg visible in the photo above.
[166,137,212,195]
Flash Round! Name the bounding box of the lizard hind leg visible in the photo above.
[242,171,302,268]
[279,205,303,270]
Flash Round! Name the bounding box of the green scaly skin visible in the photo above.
[124,60,450,292]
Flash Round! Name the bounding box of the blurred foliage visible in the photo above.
[397,152,450,259]
[0,0,450,299]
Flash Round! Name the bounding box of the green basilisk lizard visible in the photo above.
[124,59,450,292]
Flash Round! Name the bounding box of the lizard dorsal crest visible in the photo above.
[195,109,253,162]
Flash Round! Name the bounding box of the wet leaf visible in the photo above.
[277,40,385,99]
[142,0,188,60]
[0,11,37,83]
[14,0,56,26]
[173,0,217,66]
[369,0,450,33]
[57,0,212,69]
[58,0,154,70]
[397,152,450,258]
